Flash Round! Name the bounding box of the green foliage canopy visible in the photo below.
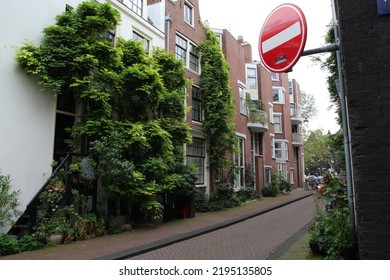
[16,1,195,220]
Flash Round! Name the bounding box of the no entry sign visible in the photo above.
[259,3,307,73]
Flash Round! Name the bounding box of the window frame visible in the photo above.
[184,1,194,26]
[246,67,257,89]
[120,0,144,17]
[269,102,274,124]
[273,113,283,133]
[186,137,206,185]
[239,86,247,115]
[132,30,150,53]
[272,87,285,104]
[274,139,289,161]
[175,34,200,73]
[271,134,275,159]
[233,137,245,190]
[264,166,272,185]
[191,86,203,123]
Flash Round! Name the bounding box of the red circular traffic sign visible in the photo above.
[259,3,307,73]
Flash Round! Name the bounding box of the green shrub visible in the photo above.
[18,235,45,252]
[307,175,358,260]
[236,187,261,202]
[0,171,21,228]
[195,184,260,213]
[0,233,20,256]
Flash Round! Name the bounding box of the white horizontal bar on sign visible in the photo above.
[262,21,301,53]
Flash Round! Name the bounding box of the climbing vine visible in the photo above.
[199,28,237,191]
[16,1,195,221]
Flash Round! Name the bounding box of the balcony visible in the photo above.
[292,133,304,147]
[291,108,304,124]
[247,109,268,133]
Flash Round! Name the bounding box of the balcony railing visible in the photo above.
[291,107,304,124]
[292,133,304,147]
[247,109,268,133]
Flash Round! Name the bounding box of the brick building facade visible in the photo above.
[335,0,390,259]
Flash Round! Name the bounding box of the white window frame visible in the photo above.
[215,33,223,49]
[264,166,272,185]
[246,67,257,89]
[271,72,279,81]
[234,136,245,190]
[251,132,260,156]
[274,139,289,161]
[175,34,200,73]
[272,87,285,104]
[120,0,144,17]
[184,1,194,27]
[271,134,275,159]
[277,162,287,180]
[239,86,246,115]
[269,102,274,124]
[289,168,295,184]
[132,30,150,54]
[273,113,283,133]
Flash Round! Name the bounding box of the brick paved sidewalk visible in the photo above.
[1,189,312,260]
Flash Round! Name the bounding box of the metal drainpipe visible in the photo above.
[333,20,357,234]
[165,14,172,52]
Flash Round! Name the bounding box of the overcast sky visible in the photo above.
[198,0,339,133]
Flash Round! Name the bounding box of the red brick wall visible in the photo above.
[166,0,206,129]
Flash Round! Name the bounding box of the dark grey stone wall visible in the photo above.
[336,0,390,259]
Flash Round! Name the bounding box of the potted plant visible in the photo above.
[306,207,326,256]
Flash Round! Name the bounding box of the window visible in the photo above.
[289,80,294,95]
[265,167,272,185]
[239,87,246,115]
[133,31,149,53]
[105,29,116,44]
[251,132,261,155]
[274,140,288,161]
[289,168,294,184]
[215,33,222,49]
[175,34,200,73]
[234,137,245,189]
[277,162,287,179]
[120,0,143,17]
[273,114,282,133]
[272,87,285,104]
[192,86,203,122]
[246,67,257,89]
[189,44,199,72]
[175,35,187,62]
[269,103,274,124]
[184,2,194,26]
[186,137,206,185]
[271,72,279,80]
[271,135,275,159]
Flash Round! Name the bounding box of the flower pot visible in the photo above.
[47,234,64,245]
[309,242,326,255]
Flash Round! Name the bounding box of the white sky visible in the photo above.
[198,0,339,133]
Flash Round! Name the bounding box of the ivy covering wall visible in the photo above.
[16,1,196,220]
[199,28,237,190]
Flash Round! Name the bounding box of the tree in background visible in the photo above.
[304,129,331,175]
[310,23,345,175]
[301,90,318,123]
